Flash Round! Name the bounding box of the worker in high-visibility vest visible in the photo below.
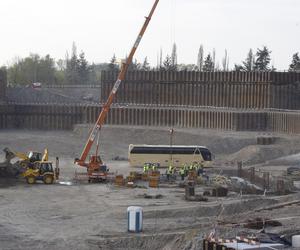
[152,163,157,172]
[189,163,194,171]
[143,163,149,173]
[184,163,189,176]
[167,165,173,180]
[179,167,185,181]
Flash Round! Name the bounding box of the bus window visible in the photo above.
[200,148,212,161]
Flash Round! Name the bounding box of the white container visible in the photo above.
[294,181,300,189]
[292,235,300,248]
[127,206,143,233]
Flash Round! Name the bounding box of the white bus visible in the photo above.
[128,144,212,168]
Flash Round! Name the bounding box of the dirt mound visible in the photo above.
[73,125,257,160]
[264,153,300,166]
[226,145,287,165]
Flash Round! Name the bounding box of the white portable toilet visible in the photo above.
[127,206,143,233]
[292,235,300,248]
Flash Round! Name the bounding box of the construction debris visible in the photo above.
[143,193,163,199]
[212,186,228,197]
[203,233,287,250]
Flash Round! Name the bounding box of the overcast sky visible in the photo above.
[0,0,299,70]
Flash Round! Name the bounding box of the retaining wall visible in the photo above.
[1,103,300,133]
[101,71,300,109]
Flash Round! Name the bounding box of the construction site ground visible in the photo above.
[1,125,300,250]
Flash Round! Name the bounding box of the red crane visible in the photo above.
[75,0,160,181]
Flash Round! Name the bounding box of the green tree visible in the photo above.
[128,58,141,71]
[108,54,118,71]
[141,57,151,71]
[7,54,56,85]
[65,42,80,84]
[78,52,90,84]
[234,64,244,72]
[162,55,172,71]
[202,54,214,72]
[289,53,300,72]
[178,64,198,71]
[242,49,255,71]
[254,46,272,71]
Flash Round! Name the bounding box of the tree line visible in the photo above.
[2,42,300,86]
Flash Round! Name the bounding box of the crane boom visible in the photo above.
[76,0,160,167]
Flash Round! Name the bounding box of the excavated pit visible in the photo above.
[1,126,300,249]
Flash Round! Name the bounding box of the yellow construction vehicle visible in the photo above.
[1,147,58,184]
[2,147,48,169]
[22,160,59,184]
[16,148,48,168]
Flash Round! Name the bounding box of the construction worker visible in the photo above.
[197,162,204,176]
[143,163,149,173]
[167,165,173,181]
[184,163,189,176]
[152,163,157,172]
[189,162,195,172]
[179,166,185,181]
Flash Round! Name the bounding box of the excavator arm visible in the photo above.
[75,0,160,167]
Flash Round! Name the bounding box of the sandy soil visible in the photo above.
[0,126,300,249]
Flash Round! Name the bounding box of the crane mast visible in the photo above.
[75,0,160,168]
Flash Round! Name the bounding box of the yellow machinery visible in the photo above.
[1,147,58,184]
[14,148,48,168]
[22,161,59,184]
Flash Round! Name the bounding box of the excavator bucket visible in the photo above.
[0,148,22,177]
